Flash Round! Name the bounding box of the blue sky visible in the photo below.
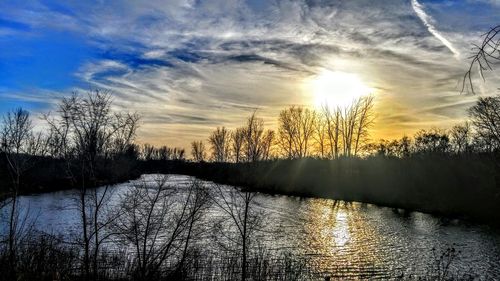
[1,0,500,147]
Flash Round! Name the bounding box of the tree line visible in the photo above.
[188,94,500,163]
[188,96,375,163]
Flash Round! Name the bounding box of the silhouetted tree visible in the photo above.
[232,127,246,163]
[353,96,375,156]
[176,179,211,276]
[191,140,206,162]
[399,136,412,158]
[414,129,450,154]
[243,111,265,162]
[44,89,140,280]
[261,129,275,161]
[322,105,341,159]
[112,175,210,280]
[373,139,401,157]
[469,96,500,150]
[450,122,473,154]
[0,108,43,279]
[141,144,154,160]
[277,106,316,159]
[208,127,231,162]
[340,96,375,157]
[140,144,185,161]
[314,111,329,158]
[211,184,262,281]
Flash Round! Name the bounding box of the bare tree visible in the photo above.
[108,112,140,155]
[314,112,328,158]
[397,136,412,158]
[141,144,155,160]
[0,108,40,278]
[141,144,186,161]
[322,105,342,159]
[191,140,206,162]
[243,111,265,162]
[414,129,450,154]
[211,184,262,281]
[112,175,210,280]
[208,127,231,162]
[260,130,275,161]
[450,122,473,154]
[469,96,500,150]
[277,106,316,159]
[353,96,375,156]
[44,89,140,279]
[340,101,358,157]
[372,137,411,158]
[176,179,211,275]
[339,96,375,157]
[232,127,246,163]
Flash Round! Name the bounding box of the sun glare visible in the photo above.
[311,70,373,108]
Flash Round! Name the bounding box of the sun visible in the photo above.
[310,70,373,108]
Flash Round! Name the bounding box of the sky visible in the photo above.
[1,0,500,148]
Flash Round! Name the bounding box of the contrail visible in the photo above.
[411,0,460,58]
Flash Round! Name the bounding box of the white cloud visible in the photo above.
[2,0,500,147]
[411,0,460,58]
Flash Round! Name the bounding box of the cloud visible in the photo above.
[411,0,460,58]
[1,0,500,147]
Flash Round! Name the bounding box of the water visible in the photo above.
[3,174,500,279]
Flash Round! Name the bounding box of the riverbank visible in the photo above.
[0,154,142,197]
[2,154,499,226]
[152,156,500,225]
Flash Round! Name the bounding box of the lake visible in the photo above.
[4,174,500,279]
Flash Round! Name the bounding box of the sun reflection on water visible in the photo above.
[303,199,385,276]
[332,210,350,247]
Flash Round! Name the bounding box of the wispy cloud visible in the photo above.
[411,0,460,58]
[1,0,500,146]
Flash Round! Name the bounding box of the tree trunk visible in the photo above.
[242,198,249,281]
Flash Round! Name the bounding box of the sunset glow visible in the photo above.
[311,71,373,108]
[0,1,499,147]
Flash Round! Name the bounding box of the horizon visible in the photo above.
[2,0,500,149]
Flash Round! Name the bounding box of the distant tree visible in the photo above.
[232,127,246,163]
[191,140,206,162]
[353,96,375,156]
[398,136,412,158]
[450,122,473,154]
[141,143,155,160]
[463,25,500,94]
[468,96,500,150]
[261,129,275,161]
[414,129,450,154]
[370,136,412,158]
[340,96,375,157]
[373,139,399,157]
[322,105,342,159]
[277,106,316,159]
[243,111,265,162]
[172,147,186,161]
[314,111,329,158]
[141,144,185,161]
[208,127,231,162]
